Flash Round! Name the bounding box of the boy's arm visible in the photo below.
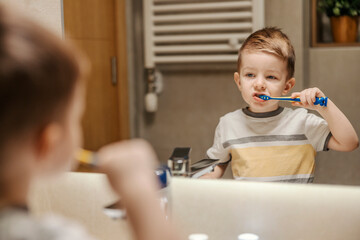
[200,163,228,179]
[204,121,230,179]
[98,140,180,240]
[291,88,359,152]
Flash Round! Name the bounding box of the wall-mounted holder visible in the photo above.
[145,68,163,113]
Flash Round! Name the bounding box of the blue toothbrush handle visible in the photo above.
[271,97,328,107]
[272,97,301,102]
[314,97,328,106]
[295,97,328,106]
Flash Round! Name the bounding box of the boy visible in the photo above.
[203,27,358,182]
[0,5,178,240]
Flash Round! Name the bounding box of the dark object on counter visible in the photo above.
[168,147,191,177]
[190,158,220,178]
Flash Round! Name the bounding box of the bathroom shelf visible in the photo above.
[311,0,360,47]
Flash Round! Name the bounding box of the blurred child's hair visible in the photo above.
[0,5,87,157]
[237,27,295,80]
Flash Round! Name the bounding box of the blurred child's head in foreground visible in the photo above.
[0,4,88,201]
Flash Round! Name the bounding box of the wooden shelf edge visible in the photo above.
[312,42,360,48]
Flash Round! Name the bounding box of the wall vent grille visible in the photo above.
[143,0,264,68]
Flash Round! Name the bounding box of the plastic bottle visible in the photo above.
[156,165,172,220]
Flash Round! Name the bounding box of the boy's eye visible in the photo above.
[246,73,255,78]
[267,75,277,80]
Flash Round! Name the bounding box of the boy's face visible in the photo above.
[234,50,295,113]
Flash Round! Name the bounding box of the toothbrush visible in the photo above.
[258,95,328,107]
[75,149,98,167]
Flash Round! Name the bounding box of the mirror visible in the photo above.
[62,0,360,185]
[135,0,360,186]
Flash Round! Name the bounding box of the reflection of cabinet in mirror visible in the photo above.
[63,0,129,152]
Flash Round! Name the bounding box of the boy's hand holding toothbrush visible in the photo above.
[290,87,358,151]
[259,85,357,152]
[291,87,327,111]
[97,139,159,192]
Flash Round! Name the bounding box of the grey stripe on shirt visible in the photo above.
[223,134,308,148]
[234,174,314,183]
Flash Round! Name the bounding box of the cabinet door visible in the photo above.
[63,0,129,152]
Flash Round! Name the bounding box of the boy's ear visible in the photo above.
[282,78,295,95]
[35,123,62,161]
[234,72,242,91]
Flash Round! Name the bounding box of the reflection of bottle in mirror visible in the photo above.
[156,166,172,220]
[188,233,209,240]
[238,233,259,240]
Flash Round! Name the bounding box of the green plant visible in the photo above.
[318,0,360,17]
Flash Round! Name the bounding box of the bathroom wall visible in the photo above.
[0,0,62,35]
[310,48,360,185]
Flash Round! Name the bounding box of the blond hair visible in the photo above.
[237,27,295,80]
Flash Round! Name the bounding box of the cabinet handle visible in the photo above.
[111,56,117,85]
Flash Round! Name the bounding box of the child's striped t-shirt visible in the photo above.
[207,107,331,183]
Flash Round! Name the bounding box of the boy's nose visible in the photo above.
[253,77,266,90]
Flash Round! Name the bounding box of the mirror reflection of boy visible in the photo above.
[0,5,179,240]
[203,27,358,182]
